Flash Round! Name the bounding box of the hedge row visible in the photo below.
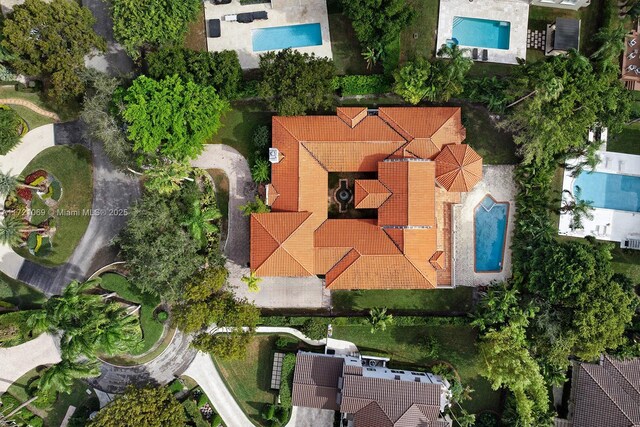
[279,353,296,409]
[333,74,392,96]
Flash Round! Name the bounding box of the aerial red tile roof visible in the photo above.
[250,107,482,289]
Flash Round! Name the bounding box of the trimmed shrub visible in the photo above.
[275,336,298,350]
[261,403,276,420]
[300,318,329,340]
[182,399,209,427]
[156,310,169,323]
[28,416,44,427]
[279,353,296,409]
[211,414,222,427]
[167,379,184,394]
[0,107,23,155]
[197,392,209,408]
[334,75,392,96]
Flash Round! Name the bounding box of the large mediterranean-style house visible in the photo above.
[249,107,483,290]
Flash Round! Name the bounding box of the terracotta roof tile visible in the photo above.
[430,251,446,270]
[435,144,482,192]
[315,246,351,275]
[355,180,391,209]
[315,220,400,255]
[279,116,405,143]
[378,107,463,142]
[265,183,279,206]
[302,141,403,172]
[337,107,368,128]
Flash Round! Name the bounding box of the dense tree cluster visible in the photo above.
[258,49,335,116]
[146,47,242,99]
[89,386,186,427]
[111,0,200,58]
[1,0,105,105]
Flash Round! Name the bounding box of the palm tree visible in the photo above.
[239,196,270,216]
[0,170,45,196]
[181,199,222,244]
[506,76,564,109]
[560,188,594,230]
[432,44,473,102]
[37,359,101,395]
[619,0,640,18]
[241,272,262,292]
[143,162,193,195]
[591,25,627,70]
[251,158,270,183]
[362,45,382,70]
[0,216,47,246]
[368,307,393,334]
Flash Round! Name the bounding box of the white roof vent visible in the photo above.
[268,148,280,164]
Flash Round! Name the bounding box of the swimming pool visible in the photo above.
[452,16,511,50]
[475,195,509,272]
[573,171,640,212]
[252,23,322,52]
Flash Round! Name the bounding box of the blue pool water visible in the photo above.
[452,16,511,50]
[252,23,322,52]
[573,171,640,212]
[475,196,509,272]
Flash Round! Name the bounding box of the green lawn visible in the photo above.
[99,273,164,356]
[184,4,207,52]
[8,104,54,131]
[13,145,93,266]
[611,247,640,284]
[212,103,272,160]
[608,123,640,155]
[399,0,440,61]
[332,287,474,313]
[328,13,370,75]
[528,0,608,56]
[213,336,279,426]
[332,324,502,415]
[0,272,45,309]
[460,103,518,164]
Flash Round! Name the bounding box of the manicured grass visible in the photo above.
[0,272,45,309]
[528,0,608,56]
[611,247,640,284]
[332,287,474,313]
[184,5,207,52]
[213,103,272,159]
[0,86,48,109]
[608,124,640,155]
[14,145,93,266]
[467,62,516,78]
[213,336,279,426]
[4,367,40,402]
[461,103,518,164]
[399,0,440,61]
[99,273,164,356]
[332,324,502,414]
[8,104,53,131]
[328,13,370,75]
[0,85,78,121]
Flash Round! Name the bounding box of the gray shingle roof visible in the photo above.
[291,353,343,410]
[572,355,640,427]
[553,18,580,51]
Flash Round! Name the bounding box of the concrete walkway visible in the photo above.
[0,124,56,279]
[0,333,61,393]
[0,98,60,121]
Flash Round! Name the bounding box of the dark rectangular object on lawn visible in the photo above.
[482,49,488,61]
[237,12,254,23]
[252,11,268,20]
[208,19,221,38]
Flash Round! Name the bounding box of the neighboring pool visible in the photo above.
[452,16,511,50]
[252,23,322,52]
[573,171,640,212]
[475,195,509,272]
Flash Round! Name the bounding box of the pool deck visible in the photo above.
[558,150,640,245]
[204,0,333,69]
[453,165,516,286]
[435,0,528,64]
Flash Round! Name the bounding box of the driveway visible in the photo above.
[82,0,134,76]
[192,144,329,309]
[17,121,141,296]
[0,333,61,393]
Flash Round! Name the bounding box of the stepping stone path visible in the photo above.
[527,29,546,50]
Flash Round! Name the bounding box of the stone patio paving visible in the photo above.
[204,0,333,69]
[453,165,516,286]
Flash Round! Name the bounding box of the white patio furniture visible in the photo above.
[627,64,638,72]
[629,51,638,60]
[630,38,638,47]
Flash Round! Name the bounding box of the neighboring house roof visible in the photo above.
[291,353,343,411]
[250,107,482,289]
[553,18,580,51]
[571,355,640,427]
[291,352,450,427]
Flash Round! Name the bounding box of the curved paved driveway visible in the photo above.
[0,333,61,393]
[88,329,197,393]
[17,122,141,296]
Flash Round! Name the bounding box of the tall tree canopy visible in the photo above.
[120,75,229,162]
[340,0,414,52]
[500,51,632,166]
[1,0,105,104]
[89,386,186,427]
[145,47,242,99]
[258,49,335,116]
[111,0,200,58]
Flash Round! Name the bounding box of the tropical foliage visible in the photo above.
[89,385,186,427]
[0,108,23,155]
[142,162,193,195]
[145,47,242,99]
[239,196,270,216]
[111,0,200,58]
[368,307,393,333]
[258,49,335,116]
[120,75,229,162]
[250,158,270,183]
[1,0,105,104]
